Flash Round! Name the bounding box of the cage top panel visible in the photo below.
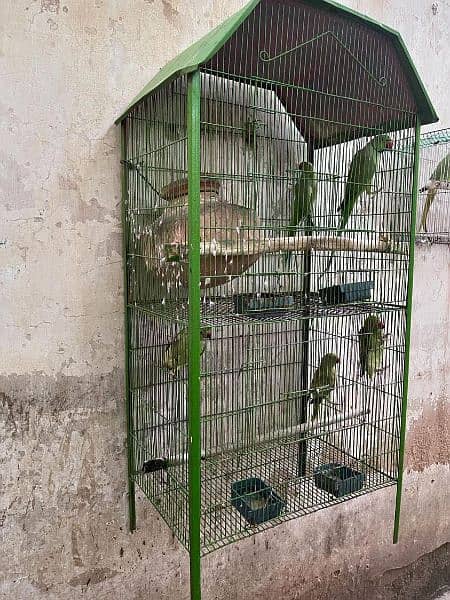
[115,0,437,140]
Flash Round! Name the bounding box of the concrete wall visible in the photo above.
[1,1,448,598]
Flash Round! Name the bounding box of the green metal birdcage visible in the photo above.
[416,128,450,244]
[115,1,437,597]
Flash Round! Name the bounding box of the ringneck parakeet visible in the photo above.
[358,315,385,378]
[321,135,393,278]
[310,353,340,420]
[338,134,393,231]
[163,327,212,372]
[284,161,317,268]
[419,151,450,232]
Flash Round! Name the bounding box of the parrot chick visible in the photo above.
[321,134,393,279]
[358,315,385,378]
[310,353,340,421]
[163,327,212,372]
[419,151,450,232]
[284,161,317,269]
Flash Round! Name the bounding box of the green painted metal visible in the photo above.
[419,128,450,148]
[120,121,136,532]
[393,119,421,544]
[187,70,202,600]
[115,0,437,127]
[117,0,434,587]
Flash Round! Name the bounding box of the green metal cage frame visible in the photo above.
[117,2,437,599]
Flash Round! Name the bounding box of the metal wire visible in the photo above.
[415,127,450,244]
[121,0,419,556]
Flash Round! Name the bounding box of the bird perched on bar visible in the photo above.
[284,161,317,268]
[321,134,393,278]
[163,327,212,372]
[339,134,393,231]
[358,315,385,378]
[419,151,450,232]
[310,353,340,420]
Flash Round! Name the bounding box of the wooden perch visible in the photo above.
[199,235,397,255]
[160,235,402,262]
[143,408,369,470]
[267,407,370,441]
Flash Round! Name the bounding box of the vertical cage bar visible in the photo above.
[393,118,421,544]
[297,144,315,477]
[187,70,202,600]
[120,120,136,532]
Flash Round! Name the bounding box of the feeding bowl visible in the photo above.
[318,281,374,305]
[233,292,295,315]
[231,477,286,525]
[313,463,365,498]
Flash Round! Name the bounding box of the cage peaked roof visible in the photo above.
[116,0,437,145]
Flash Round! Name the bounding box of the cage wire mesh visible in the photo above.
[415,128,450,244]
[120,0,424,556]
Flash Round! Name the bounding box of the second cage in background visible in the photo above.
[416,128,450,244]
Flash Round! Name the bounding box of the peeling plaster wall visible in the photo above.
[0,1,449,599]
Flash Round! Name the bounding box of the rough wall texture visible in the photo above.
[0,1,449,599]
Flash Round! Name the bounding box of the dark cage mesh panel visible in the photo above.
[121,0,421,557]
[205,0,419,147]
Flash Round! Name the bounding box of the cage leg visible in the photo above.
[127,478,136,532]
[121,122,137,533]
[394,120,421,544]
[187,69,202,600]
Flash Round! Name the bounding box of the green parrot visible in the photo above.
[310,353,340,420]
[163,327,212,372]
[358,315,385,378]
[321,134,393,278]
[338,134,393,231]
[419,151,450,232]
[284,161,317,268]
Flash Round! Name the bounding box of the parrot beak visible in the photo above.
[385,139,394,150]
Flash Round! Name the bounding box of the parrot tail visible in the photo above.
[419,187,437,233]
[303,214,315,234]
[318,216,345,282]
[311,401,320,421]
[283,251,293,270]
[318,252,335,282]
